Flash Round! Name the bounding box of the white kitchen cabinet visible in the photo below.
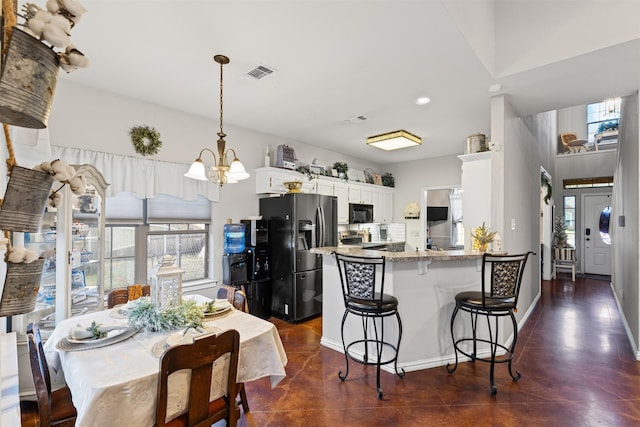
[382,188,394,223]
[371,187,393,223]
[348,183,372,204]
[315,180,334,196]
[254,167,393,225]
[372,188,383,222]
[255,167,315,194]
[334,182,349,224]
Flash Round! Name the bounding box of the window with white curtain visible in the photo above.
[104,193,212,291]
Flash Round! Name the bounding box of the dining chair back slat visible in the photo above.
[155,329,240,427]
[22,322,77,427]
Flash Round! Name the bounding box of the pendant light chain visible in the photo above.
[219,59,224,137]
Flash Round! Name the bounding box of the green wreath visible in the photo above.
[130,125,162,156]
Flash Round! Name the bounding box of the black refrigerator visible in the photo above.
[260,193,337,323]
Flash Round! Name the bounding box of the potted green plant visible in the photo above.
[381,172,395,187]
[553,216,569,248]
[333,162,349,179]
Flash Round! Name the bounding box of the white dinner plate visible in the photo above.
[203,305,232,317]
[67,327,130,344]
[56,327,141,352]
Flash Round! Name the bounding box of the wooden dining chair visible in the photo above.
[215,285,250,413]
[107,284,151,308]
[21,323,77,427]
[155,329,240,427]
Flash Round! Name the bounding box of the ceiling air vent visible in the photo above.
[247,65,275,80]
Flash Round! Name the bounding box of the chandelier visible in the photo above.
[184,55,249,186]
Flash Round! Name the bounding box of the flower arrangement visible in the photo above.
[19,0,89,72]
[33,159,86,208]
[471,221,497,252]
[127,297,204,332]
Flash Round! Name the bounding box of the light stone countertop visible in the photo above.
[311,246,490,262]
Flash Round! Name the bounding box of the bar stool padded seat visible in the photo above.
[347,293,398,312]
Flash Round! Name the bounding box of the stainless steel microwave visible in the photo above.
[349,203,373,224]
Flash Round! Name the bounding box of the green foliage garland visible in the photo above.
[127,297,204,332]
[130,125,162,156]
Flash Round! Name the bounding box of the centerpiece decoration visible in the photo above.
[127,297,204,332]
[149,254,184,311]
[471,221,497,252]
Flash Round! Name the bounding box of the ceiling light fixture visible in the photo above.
[366,130,422,151]
[415,97,431,105]
[185,55,249,187]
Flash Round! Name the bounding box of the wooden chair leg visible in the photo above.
[238,383,249,413]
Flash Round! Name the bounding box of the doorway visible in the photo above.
[582,193,612,275]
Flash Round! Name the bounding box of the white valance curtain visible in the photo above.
[51,146,218,201]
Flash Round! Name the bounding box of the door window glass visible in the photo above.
[599,206,611,245]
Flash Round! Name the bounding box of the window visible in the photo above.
[104,226,137,290]
[563,196,576,248]
[563,176,614,189]
[586,99,620,142]
[104,194,212,292]
[147,224,208,281]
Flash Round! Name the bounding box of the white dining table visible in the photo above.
[43,296,288,427]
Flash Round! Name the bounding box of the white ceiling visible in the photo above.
[40,1,640,165]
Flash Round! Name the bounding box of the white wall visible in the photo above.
[612,92,640,355]
[492,95,549,324]
[46,81,382,284]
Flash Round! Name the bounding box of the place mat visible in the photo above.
[56,327,141,352]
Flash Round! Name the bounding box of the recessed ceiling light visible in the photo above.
[415,97,431,105]
[488,84,501,93]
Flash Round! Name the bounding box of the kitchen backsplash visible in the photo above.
[338,223,406,243]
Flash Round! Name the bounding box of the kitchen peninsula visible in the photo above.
[311,246,493,373]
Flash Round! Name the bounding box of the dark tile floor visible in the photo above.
[238,275,640,427]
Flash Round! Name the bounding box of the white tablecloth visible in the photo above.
[43,301,287,427]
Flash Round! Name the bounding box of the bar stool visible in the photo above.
[334,252,405,399]
[447,251,533,395]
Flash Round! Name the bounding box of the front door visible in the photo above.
[583,194,612,275]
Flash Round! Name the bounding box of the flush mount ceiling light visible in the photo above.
[185,55,249,187]
[415,97,431,105]
[366,130,422,151]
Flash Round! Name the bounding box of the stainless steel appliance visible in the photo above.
[349,203,373,224]
[259,193,337,322]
